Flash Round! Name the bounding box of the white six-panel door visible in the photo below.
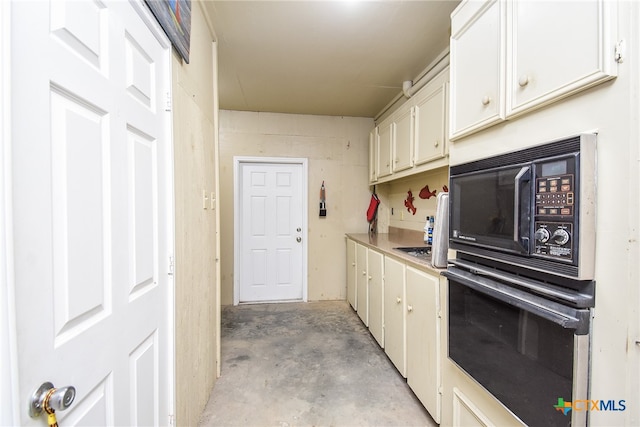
[236,160,307,304]
[9,1,173,425]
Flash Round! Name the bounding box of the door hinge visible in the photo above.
[168,255,175,276]
[615,39,625,63]
[165,92,173,112]
[169,414,175,426]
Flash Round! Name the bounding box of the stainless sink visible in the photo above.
[393,246,431,260]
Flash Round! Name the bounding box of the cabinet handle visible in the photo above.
[352,262,356,267]
[481,96,491,106]
[434,140,439,147]
[518,75,529,87]
[396,297,401,304]
[362,270,366,276]
[368,276,372,281]
[407,305,413,313]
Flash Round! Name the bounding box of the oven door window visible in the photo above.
[448,280,574,427]
[450,165,531,254]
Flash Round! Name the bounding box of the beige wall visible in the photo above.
[171,2,218,425]
[219,110,373,304]
[373,166,449,235]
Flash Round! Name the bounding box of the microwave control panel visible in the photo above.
[534,172,576,261]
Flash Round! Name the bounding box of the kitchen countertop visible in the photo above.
[346,232,445,274]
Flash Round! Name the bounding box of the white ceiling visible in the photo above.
[204,1,460,118]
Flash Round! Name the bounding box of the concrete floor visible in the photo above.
[199,301,438,427]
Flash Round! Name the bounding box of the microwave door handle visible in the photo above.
[513,167,530,244]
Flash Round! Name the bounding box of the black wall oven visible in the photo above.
[444,134,596,427]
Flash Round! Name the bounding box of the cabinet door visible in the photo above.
[367,249,384,347]
[393,106,414,172]
[347,239,357,310]
[356,243,368,326]
[384,256,406,377]
[414,83,447,165]
[508,0,616,116]
[406,267,441,423]
[369,127,378,183]
[452,388,495,427]
[450,0,505,140]
[377,119,393,178]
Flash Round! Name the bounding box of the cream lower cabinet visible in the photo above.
[346,238,357,310]
[356,242,368,326]
[367,249,384,347]
[346,240,442,422]
[406,266,441,424]
[383,256,407,377]
[354,242,384,344]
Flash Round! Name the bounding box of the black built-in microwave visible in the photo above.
[449,134,596,280]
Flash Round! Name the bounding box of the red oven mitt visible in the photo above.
[366,194,380,223]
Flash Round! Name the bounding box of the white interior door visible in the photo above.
[236,160,307,304]
[9,1,173,425]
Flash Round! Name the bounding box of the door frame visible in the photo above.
[1,0,19,423]
[233,157,308,305]
[0,1,176,423]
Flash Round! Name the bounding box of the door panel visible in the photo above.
[406,267,441,423]
[60,375,113,425]
[50,88,110,344]
[346,239,357,309]
[384,256,406,377]
[11,1,172,425]
[356,243,368,325]
[367,249,384,347]
[50,0,106,71]
[239,162,304,303]
[129,129,158,300]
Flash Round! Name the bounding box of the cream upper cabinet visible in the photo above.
[450,0,617,140]
[369,67,450,184]
[369,127,378,183]
[377,118,394,179]
[414,81,448,165]
[450,0,505,140]
[392,105,414,173]
[508,0,617,116]
[383,256,407,378]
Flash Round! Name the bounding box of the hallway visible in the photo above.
[199,301,437,426]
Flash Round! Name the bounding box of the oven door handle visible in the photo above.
[443,267,590,335]
[513,166,531,248]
